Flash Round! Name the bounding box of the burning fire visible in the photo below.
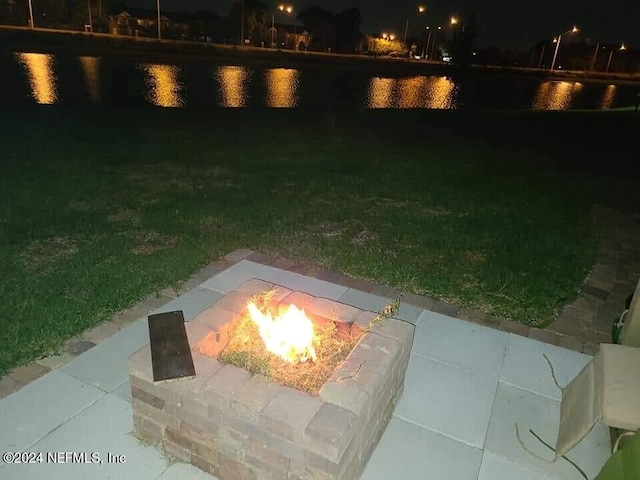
[247,301,317,364]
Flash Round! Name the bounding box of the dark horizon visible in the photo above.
[119,0,639,49]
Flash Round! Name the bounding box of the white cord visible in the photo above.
[612,431,635,453]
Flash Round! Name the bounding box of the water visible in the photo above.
[2,51,637,110]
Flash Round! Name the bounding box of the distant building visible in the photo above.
[266,22,310,50]
[108,9,188,38]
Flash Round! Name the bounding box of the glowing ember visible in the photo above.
[247,301,317,364]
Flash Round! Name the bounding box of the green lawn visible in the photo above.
[0,107,637,375]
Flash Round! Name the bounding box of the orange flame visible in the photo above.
[247,301,317,364]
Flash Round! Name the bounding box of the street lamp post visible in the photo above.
[449,15,462,49]
[430,25,441,59]
[404,5,425,47]
[403,17,410,45]
[550,36,561,70]
[606,44,626,73]
[591,42,600,71]
[157,0,161,40]
[537,42,546,68]
[271,13,275,47]
[239,0,244,45]
[550,25,578,71]
[422,26,431,58]
[87,0,93,32]
[27,0,35,28]
[271,4,298,48]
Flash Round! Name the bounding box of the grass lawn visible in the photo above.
[0,107,637,375]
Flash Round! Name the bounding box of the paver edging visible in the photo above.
[3,235,625,399]
[240,250,598,354]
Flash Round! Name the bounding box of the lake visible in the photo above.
[2,51,637,110]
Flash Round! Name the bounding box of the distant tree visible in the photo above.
[246,9,268,45]
[334,7,364,53]
[297,6,336,51]
[62,0,112,31]
[0,0,27,25]
[228,0,268,44]
[368,36,404,56]
[447,13,480,69]
[475,46,502,65]
[190,10,220,40]
[298,6,363,52]
[33,0,68,26]
[503,48,524,66]
[71,0,104,30]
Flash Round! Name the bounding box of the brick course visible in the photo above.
[130,279,413,480]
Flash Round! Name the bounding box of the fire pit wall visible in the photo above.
[129,279,414,480]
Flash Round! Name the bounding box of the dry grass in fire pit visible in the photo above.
[218,291,396,395]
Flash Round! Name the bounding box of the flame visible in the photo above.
[247,301,317,364]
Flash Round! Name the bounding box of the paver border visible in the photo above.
[6,224,637,400]
[223,251,600,354]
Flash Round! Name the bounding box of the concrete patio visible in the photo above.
[0,254,612,480]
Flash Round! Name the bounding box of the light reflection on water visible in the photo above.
[532,81,583,110]
[425,77,456,109]
[9,52,628,110]
[79,56,101,103]
[15,52,58,104]
[216,66,250,108]
[265,68,299,107]
[368,77,394,108]
[600,85,616,110]
[367,76,456,109]
[398,77,424,108]
[141,63,184,107]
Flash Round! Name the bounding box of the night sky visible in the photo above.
[124,0,638,49]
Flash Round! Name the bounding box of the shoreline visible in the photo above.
[2,25,640,86]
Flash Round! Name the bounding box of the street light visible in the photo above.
[239,0,245,45]
[272,4,294,49]
[404,5,426,45]
[422,26,431,58]
[591,42,601,71]
[550,25,578,71]
[422,25,442,59]
[157,0,161,40]
[537,41,548,68]
[27,0,34,28]
[606,44,626,73]
[87,0,93,32]
[430,25,442,59]
[448,15,459,49]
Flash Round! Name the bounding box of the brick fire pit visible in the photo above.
[129,279,414,480]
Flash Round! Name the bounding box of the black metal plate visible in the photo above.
[148,310,195,382]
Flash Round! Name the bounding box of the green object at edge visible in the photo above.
[612,319,623,344]
[595,429,640,480]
